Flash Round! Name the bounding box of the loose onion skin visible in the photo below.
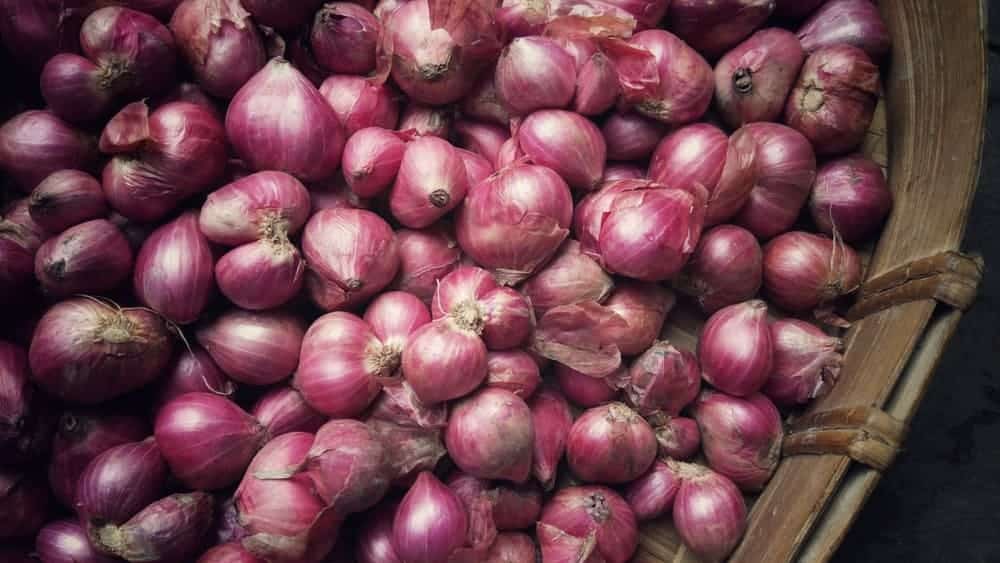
[671,461,747,562]
[302,419,391,516]
[797,0,891,60]
[0,110,97,193]
[677,224,763,313]
[762,231,862,314]
[76,438,168,532]
[445,387,535,482]
[518,109,607,192]
[28,170,108,233]
[698,300,773,396]
[624,460,681,522]
[37,519,118,563]
[398,103,453,138]
[390,136,469,228]
[668,0,775,60]
[197,309,305,386]
[715,28,806,128]
[520,239,614,316]
[393,471,470,563]
[311,3,381,75]
[495,36,576,115]
[566,402,657,485]
[35,219,133,297]
[29,298,174,405]
[693,390,783,491]
[604,282,675,357]
[809,154,893,243]
[91,491,215,563]
[763,319,843,405]
[539,485,638,563]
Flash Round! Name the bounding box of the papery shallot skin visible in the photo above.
[762,319,843,405]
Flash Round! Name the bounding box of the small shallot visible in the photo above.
[310,3,381,75]
[300,419,391,515]
[28,170,107,233]
[676,224,763,313]
[668,0,775,59]
[762,319,843,405]
[529,386,574,489]
[625,341,701,416]
[556,364,621,408]
[762,231,862,314]
[797,0,891,60]
[693,390,783,491]
[495,36,576,115]
[518,109,606,191]
[197,309,305,386]
[251,386,326,436]
[487,350,542,397]
[520,240,614,315]
[393,226,463,302]
[90,492,214,562]
[567,402,657,484]
[320,75,400,136]
[393,471,470,563]
[715,28,806,127]
[654,416,701,460]
[698,300,773,396]
[390,136,469,228]
[624,460,681,521]
[446,387,535,482]
[671,461,747,562]
[809,154,893,243]
[342,127,409,198]
[602,113,668,161]
[401,317,488,405]
[34,219,133,297]
[0,110,96,193]
[604,282,675,356]
[539,485,638,563]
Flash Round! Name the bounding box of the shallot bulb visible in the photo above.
[555,364,621,408]
[624,460,681,521]
[446,387,535,482]
[763,319,843,405]
[157,347,235,408]
[625,342,701,416]
[0,110,97,193]
[365,290,433,351]
[300,419,391,516]
[454,120,510,170]
[567,402,657,484]
[495,36,576,115]
[485,532,537,562]
[392,471,470,563]
[76,438,168,532]
[529,386,574,489]
[604,282,675,357]
[393,226,463,302]
[200,171,311,245]
[390,136,469,228]
[310,3,381,75]
[677,224,763,313]
[563,38,619,117]
[356,502,402,563]
[401,318,488,404]
[28,170,107,233]
[251,386,326,437]
[320,75,400,136]
[809,154,893,242]
[602,113,669,161]
[692,390,784,491]
[518,109,607,191]
[715,28,806,127]
[90,492,215,562]
[654,416,701,460]
[343,128,410,198]
[698,300,773,396]
[240,0,324,31]
[539,485,638,563]
[668,0,775,60]
[520,239,614,315]
[36,519,118,563]
[762,231,862,314]
[671,461,747,562]
[197,309,305,386]
[797,0,891,60]
[0,199,47,303]
[34,219,133,297]
[785,45,880,155]
[486,350,542,397]
[430,268,533,350]
[215,237,303,310]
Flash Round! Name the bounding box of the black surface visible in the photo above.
[833,10,1000,563]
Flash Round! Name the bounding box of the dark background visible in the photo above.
[833,9,1000,563]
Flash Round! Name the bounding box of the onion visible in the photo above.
[556,364,621,407]
[367,418,447,484]
[495,0,546,38]
[311,3,381,75]
[216,238,306,311]
[302,208,400,311]
[624,460,680,521]
[486,350,542,397]
[456,163,573,285]
[0,110,97,193]
[310,174,373,212]
[198,543,260,563]
[485,532,537,562]
[797,0,891,60]
[495,36,576,115]
[735,122,817,238]
[594,0,669,29]
[134,211,215,324]
[763,319,843,405]
[357,502,402,563]
[432,265,500,317]
[533,301,630,377]
[809,154,893,242]
[604,282,675,357]
[0,0,91,72]
[294,312,391,417]
[602,113,668,161]
[320,75,400,136]
[698,300,773,396]
[227,58,346,181]
[536,522,601,563]
[393,471,470,563]
[625,341,700,417]
[520,240,613,315]
[454,120,510,170]
[162,82,222,116]
[47,412,147,508]
[40,54,117,125]
[479,287,534,350]
[0,470,48,539]
[239,0,324,31]
[715,28,806,127]
[157,346,236,408]
[385,0,500,105]
[101,101,227,222]
[343,127,410,198]
[458,147,496,185]
[393,226,463,302]
[775,0,825,20]
[567,402,656,484]
[785,45,880,156]
[0,200,47,304]
[197,309,305,386]
[251,386,326,437]
[37,519,118,563]
[398,103,452,138]
[762,231,862,314]
[528,386,573,489]
[462,73,511,126]
[91,491,215,562]
[518,109,606,191]
[200,171,311,245]
[693,390,783,491]
[402,317,488,404]
[299,419,391,516]
[677,224,763,313]
[654,415,701,460]
[671,461,747,562]
[496,136,524,169]
[562,38,619,117]
[539,485,638,563]
[668,0,774,59]
[0,340,31,454]
[170,0,266,98]
[28,170,107,233]
[446,387,534,482]
[29,298,173,404]
[76,438,168,531]
[365,290,432,351]
[603,30,713,125]
[35,219,133,297]
[494,482,543,530]
[390,136,469,228]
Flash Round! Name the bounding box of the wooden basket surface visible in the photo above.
[637,1,989,561]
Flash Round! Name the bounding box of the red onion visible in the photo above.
[390,136,469,228]
[528,386,573,489]
[28,170,107,233]
[603,30,713,125]
[735,122,817,238]
[134,211,215,324]
[91,491,214,562]
[393,471,470,563]
[239,0,324,31]
[624,460,680,522]
[486,350,542,397]
[496,136,524,169]
[762,231,862,313]
[197,309,305,386]
[567,402,656,484]
[385,0,500,105]
[677,224,763,313]
[485,532,537,562]
[170,0,266,98]
[401,316,488,404]
[310,174,374,211]
[367,418,447,483]
[398,103,452,138]
[532,301,629,377]
[393,226,463,302]
[311,3,381,75]
[357,502,402,563]
[446,387,534,482]
[671,461,747,562]
[809,154,893,242]
[556,364,621,407]
[216,238,306,310]
[0,0,91,72]
[456,163,573,285]
[251,385,326,436]
[604,282,675,356]
[785,45,879,155]
[775,0,825,20]
[343,127,410,198]
[0,470,48,539]
[763,319,843,405]
[693,390,783,491]
[35,219,133,297]
[29,298,173,404]
[198,543,260,563]
[365,290,432,349]
[302,208,400,311]
[462,73,511,126]
[698,300,773,396]
[458,147,495,185]
[40,53,117,125]
[0,202,47,304]
[295,312,391,417]
[479,287,534,350]
[539,485,638,563]
[76,438,167,530]
[668,0,774,59]
[101,101,227,222]
[654,415,701,460]
[37,519,118,563]
[625,341,700,417]
[200,171,311,245]
[157,347,236,408]
[602,113,668,161]
[454,120,510,170]
[47,412,147,508]
[520,240,614,315]
[227,58,346,181]
[495,36,576,115]
[0,340,31,453]
[493,482,543,530]
[299,419,391,515]
[715,28,805,127]
[517,109,606,191]
[321,75,400,136]
[797,0,891,60]
[0,110,96,193]
[155,392,266,490]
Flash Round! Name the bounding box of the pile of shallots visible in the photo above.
[0,0,893,561]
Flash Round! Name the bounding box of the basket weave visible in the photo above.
[637,1,989,561]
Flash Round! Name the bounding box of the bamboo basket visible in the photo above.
[638,1,989,561]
